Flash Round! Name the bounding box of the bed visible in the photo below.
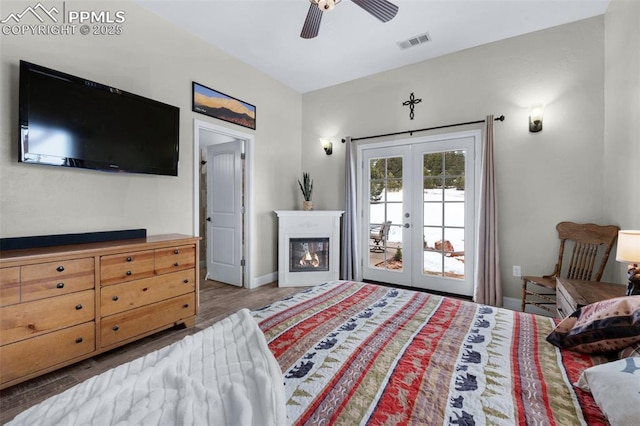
[9,280,640,425]
[254,280,610,425]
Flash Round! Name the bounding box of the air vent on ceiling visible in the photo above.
[397,32,431,50]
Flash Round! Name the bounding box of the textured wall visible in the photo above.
[603,0,640,283]
[0,1,302,283]
[301,17,608,302]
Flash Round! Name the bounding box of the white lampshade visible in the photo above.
[616,230,640,263]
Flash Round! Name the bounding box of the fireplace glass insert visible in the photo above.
[289,238,330,272]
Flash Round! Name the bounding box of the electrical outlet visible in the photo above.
[513,265,521,277]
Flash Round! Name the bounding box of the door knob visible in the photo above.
[403,223,410,228]
[206,217,211,222]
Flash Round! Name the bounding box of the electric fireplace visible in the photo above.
[290,237,330,272]
[275,211,343,287]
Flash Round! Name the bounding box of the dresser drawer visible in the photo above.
[101,293,195,348]
[0,290,95,346]
[101,269,195,317]
[0,267,20,307]
[0,321,95,385]
[101,250,155,286]
[21,258,94,302]
[155,245,196,275]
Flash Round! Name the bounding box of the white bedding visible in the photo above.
[8,309,286,426]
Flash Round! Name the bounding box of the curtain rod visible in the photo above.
[342,115,505,143]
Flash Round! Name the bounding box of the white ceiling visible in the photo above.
[137,0,610,93]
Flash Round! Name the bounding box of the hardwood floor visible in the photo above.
[0,274,306,425]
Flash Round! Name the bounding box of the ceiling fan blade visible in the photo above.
[351,0,398,23]
[300,4,323,39]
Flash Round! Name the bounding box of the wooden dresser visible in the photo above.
[0,234,199,390]
[556,278,626,319]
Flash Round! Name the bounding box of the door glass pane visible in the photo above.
[423,226,444,277]
[424,152,443,177]
[422,150,466,280]
[444,227,465,279]
[423,202,442,226]
[369,157,403,272]
[444,202,464,227]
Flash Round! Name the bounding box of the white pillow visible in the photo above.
[575,358,640,426]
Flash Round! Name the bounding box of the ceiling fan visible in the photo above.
[300,0,399,39]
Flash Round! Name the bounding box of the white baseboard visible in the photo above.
[249,272,278,289]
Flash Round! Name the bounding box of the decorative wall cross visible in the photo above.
[402,92,422,120]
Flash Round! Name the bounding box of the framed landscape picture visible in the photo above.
[192,82,256,130]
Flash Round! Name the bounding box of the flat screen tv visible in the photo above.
[18,60,180,176]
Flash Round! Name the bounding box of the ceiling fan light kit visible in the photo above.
[301,0,399,39]
[317,0,337,12]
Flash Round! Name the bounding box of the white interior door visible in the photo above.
[206,140,243,286]
[360,131,478,296]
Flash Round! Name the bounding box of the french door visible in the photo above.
[359,132,479,296]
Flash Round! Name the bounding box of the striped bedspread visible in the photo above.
[253,281,607,425]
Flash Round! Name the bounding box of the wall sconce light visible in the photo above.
[529,105,544,132]
[320,138,333,155]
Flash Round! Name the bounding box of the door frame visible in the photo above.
[356,129,481,294]
[193,119,255,288]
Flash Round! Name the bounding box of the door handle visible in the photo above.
[206,217,211,222]
[403,223,410,228]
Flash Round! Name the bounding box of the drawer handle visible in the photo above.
[75,337,83,344]
[183,279,189,284]
[173,262,179,267]
[183,304,189,308]
[75,304,83,310]
[174,249,180,254]
[57,266,65,272]
[126,270,132,276]
[112,295,119,301]
[56,282,65,289]
[126,256,133,262]
[113,325,120,331]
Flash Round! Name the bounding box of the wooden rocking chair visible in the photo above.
[520,221,619,315]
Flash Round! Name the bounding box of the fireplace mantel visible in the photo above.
[275,210,343,287]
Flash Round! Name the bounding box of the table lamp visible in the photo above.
[616,230,640,296]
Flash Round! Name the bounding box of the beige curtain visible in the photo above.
[474,115,502,306]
